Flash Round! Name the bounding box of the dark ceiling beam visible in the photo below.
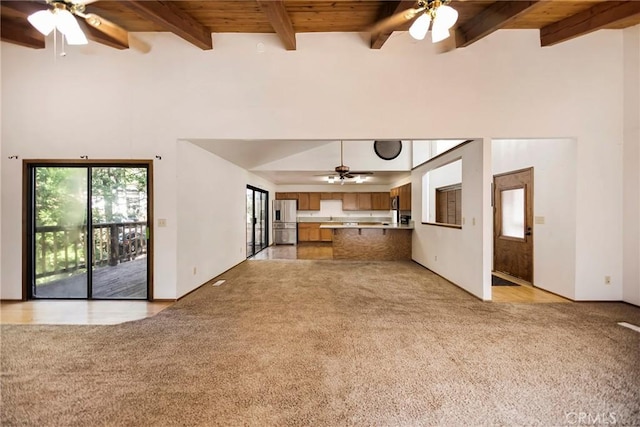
[370,0,417,49]
[456,1,541,48]
[541,1,640,47]
[0,17,45,49]
[78,14,129,50]
[0,1,43,17]
[256,0,296,50]
[120,0,212,50]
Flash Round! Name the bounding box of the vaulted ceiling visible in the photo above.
[2,0,639,52]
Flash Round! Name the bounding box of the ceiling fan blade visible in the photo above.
[349,171,374,175]
[368,6,424,35]
[79,12,129,49]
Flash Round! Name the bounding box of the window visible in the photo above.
[422,159,463,227]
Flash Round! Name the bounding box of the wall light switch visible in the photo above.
[535,216,545,224]
[158,218,167,227]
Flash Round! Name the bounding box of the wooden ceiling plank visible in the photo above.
[456,1,542,48]
[121,0,213,50]
[370,1,417,49]
[0,17,45,49]
[256,0,296,50]
[0,1,45,17]
[541,1,640,47]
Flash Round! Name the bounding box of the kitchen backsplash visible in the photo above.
[296,200,392,220]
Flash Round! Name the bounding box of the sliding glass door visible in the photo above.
[28,163,150,300]
[246,186,268,258]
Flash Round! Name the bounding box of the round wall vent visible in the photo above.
[374,140,402,160]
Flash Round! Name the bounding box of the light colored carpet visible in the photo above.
[2,260,639,426]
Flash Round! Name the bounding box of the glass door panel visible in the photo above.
[32,167,89,298]
[91,167,148,299]
[246,188,255,257]
[501,188,525,239]
[246,186,268,258]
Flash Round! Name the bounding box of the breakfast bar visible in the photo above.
[320,223,413,261]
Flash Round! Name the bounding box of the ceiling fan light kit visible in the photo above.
[28,1,88,45]
[409,0,458,43]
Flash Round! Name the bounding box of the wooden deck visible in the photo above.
[34,256,148,299]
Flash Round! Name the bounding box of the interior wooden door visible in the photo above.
[493,168,534,283]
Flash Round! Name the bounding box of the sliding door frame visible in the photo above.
[246,185,269,258]
[22,159,154,301]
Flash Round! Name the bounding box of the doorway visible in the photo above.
[246,185,269,258]
[493,168,534,283]
[24,162,152,300]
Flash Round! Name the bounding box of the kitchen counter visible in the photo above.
[323,223,413,261]
[320,223,414,230]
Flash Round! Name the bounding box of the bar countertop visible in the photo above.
[319,223,414,230]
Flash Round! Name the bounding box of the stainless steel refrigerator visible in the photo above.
[273,200,297,244]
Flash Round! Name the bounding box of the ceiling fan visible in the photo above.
[26,0,129,48]
[326,141,374,183]
[370,0,458,44]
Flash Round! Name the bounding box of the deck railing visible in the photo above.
[34,221,147,279]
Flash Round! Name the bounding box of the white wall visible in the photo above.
[0,29,627,300]
[493,139,577,299]
[623,25,640,305]
[254,140,412,172]
[412,139,492,300]
[176,141,276,298]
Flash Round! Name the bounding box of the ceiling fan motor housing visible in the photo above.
[335,165,350,174]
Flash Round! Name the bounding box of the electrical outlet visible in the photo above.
[605,276,611,285]
[157,218,167,227]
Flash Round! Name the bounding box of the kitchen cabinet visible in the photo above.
[309,192,321,210]
[292,193,320,211]
[298,223,323,242]
[357,193,372,210]
[320,228,333,242]
[276,192,298,200]
[389,184,411,211]
[372,192,391,210]
[332,192,343,200]
[400,184,412,211]
[320,192,333,200]
[298,193,310,210]
[342,193,358,210]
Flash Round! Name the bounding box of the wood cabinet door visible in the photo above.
[309,193,321,210]
[372,192,391,210]
[309,224,321,241]
[320,228,333,242]
[320,192,333,200]
[332,192,344,200]
[342,193,358,210]
[357,193,372,210]
[400,184,412,210]
[298,224,310,242]
[298,193,310,210]
[275,192,285,200]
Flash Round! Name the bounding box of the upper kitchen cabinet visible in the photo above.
[372,192,391,210]
[399,184,412,211]
[390,184,411,211]
[357,193,372,210]
[342,193,358,210]
[276,192,299,200]
[297,192,320,211]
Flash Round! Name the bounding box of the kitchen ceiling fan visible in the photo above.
[26,0,129,48]
[329,141,374,182]
[370,0,458,44]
